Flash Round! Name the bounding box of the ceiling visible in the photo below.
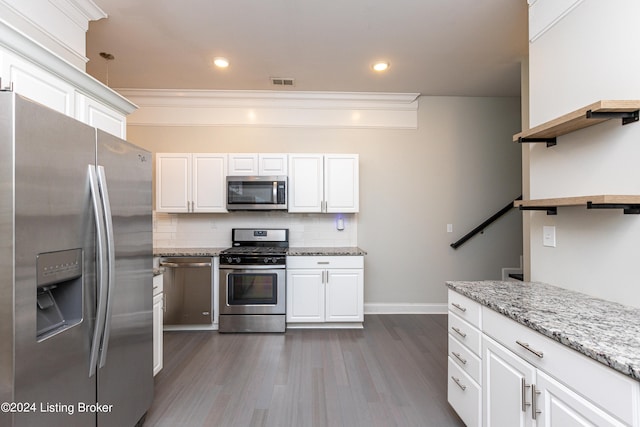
[86,0,528,97]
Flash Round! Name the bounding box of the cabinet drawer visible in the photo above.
[287,256,363,269]
[448,289,481,329]
[153,274,163,296]
[449,312,482,357]
[483,306,639,426]
[449,334,482,384]
[448,357,481,427]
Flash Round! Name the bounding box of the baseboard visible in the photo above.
[364,303,448,315]
[286,323,364,330]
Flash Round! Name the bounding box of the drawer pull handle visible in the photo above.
[317,261,330,265]
[451,302,467,312]
[451,351,467,365]
[521,378,531,412]
[516,341,544,358]
[451,376,466,391]
[531,384,542,419]
[451,326,467,338]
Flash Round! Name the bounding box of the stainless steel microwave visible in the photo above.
[226,176,287,210]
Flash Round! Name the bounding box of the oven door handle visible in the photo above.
[220,265,285,270]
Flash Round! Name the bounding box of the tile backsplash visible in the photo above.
[153,211,358,248]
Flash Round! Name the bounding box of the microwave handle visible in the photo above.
[273,181,278,203]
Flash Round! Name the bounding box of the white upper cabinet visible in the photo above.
[1,50,75,116]
[0,3,135,138]
[288,154,359,213]
[192,154,227,212]
[259,153,288,175]
[288,154,325,212]
[324,154,359,213]
[156,153,227,213]
[156,153,191,213]
[228,153,288,176]
[75,93,127,138]
[227,153,259,175]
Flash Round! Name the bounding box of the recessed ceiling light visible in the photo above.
[372,61,390,72]
[213,57,229,68]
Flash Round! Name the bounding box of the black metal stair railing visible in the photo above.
[450,195,522,249]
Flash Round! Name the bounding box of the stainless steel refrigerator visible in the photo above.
[0,92,153,426]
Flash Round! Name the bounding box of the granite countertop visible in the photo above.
[287,247,367,256]
[154,247,366,257]
[154,247,228,257]
[446,280,640,381]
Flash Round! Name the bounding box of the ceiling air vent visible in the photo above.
[271,77,295,87]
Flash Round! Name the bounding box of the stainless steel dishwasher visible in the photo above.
[160,257,213,326]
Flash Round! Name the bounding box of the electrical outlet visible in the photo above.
[543,226,556,247]
[447,224,453,233]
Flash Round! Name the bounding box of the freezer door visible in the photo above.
[10,93,96,426]
[96,130,153,426]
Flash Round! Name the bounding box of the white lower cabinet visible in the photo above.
[447,291,483,427]
[483,335,536,427]
[535,370,627,427]
[448,290,640,427]
[449,357,482,427]
[152,273,164,376]
[483,335,627,427]
[286,256,363,327]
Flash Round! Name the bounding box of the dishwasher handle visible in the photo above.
[160,261,212,268]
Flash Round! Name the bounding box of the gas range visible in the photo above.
[219,228,289,333]
[219,228,288,266]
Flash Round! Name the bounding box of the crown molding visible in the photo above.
[117,89,420,129]
[0,19,137,115]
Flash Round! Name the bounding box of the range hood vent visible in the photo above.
[270,77,295,87]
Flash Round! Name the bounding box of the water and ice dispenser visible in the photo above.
[36,249,83,340]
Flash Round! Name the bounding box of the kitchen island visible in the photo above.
[446,280,640,380]
[446,280,640,427]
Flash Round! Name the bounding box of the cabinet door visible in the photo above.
[75,93,127,138]
[324,154,359,213]
[2,49,75,116]
[152,292,163,376]
[535,371,626,427]
[483,336,536,427]
[286,269,324,322]
[259,153,288,175]
[192,154,227,212]
[325,269,363,322]
[228,153,258,175]
[156,153,191,212]
[288,154,324,212]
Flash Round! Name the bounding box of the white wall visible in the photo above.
[127,95,523,310]
[527,0,640,307]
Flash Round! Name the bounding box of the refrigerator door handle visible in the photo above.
[96,165,116,369]
[88,165,109,377]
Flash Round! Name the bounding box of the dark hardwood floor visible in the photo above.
[145,315,465,427]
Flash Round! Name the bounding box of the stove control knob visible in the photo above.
[225,257,233,264]
[263,258,270,264]
[234,257,241,264]
[272,258,278,263]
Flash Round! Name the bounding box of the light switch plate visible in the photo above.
[543,226,556,247]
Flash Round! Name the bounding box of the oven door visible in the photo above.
[219,266,285,315]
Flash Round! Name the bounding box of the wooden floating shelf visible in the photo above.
[513,100,640,146]
[515,195,640,215]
